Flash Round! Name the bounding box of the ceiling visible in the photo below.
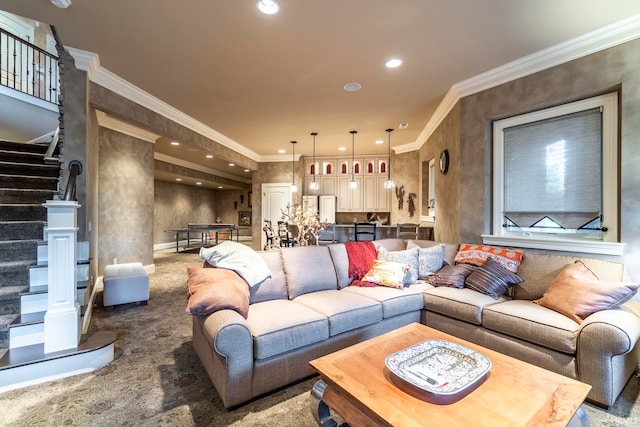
[2,0,640,186]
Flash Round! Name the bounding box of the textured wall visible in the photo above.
[419,104,461,244]
[98,127,154,273]
[153,180,218,244]
[389,151,421,225]
[424,38,640,280]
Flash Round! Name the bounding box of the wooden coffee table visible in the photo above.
[310,323,591,427]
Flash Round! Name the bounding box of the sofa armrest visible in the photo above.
[576,305,640,406]
[192,309,253,408]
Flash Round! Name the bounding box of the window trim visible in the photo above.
[485,92,622,256]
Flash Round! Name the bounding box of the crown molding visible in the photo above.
[66,48,262,163]
[65,46,100,76]
[69,13,640,160]
[95,110,159,143]
[415,13,640,150]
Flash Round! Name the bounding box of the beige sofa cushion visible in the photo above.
[250,251,288,303]
[423,287,506,325]
[513,253,625,300]
[343,281,431,318]
[483,300,579,354]
[282,245,338,298]
[247,299,329,360]
[293,290,382,336]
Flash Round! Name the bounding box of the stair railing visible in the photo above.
[0,28,59,104]
[43,127,60,162]
[63,160,83,201]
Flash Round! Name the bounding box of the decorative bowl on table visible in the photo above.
[385,339,491,405]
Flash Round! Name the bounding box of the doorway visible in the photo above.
[261,183,292,249]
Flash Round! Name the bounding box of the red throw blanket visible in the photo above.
[344,241,378,287]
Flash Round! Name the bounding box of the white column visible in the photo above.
[43,200,81,353]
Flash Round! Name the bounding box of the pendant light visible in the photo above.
[309,132,319,191]
[349,130,358,190]
[384,128,395,189]
[290,140,298,193]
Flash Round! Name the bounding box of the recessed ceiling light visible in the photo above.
[385,58,402,68]
[375,139,384,144]
[206,154,213,159]
[278,149,285,154]
[244,169,250,172]
[228,163,235,167]
[196,182,202,185]
[344,83,362,92]
[170,141,180,146]
[175,178,182,182]
[217,185,223,189]
[257,0,279,15]
[338,147,346,151]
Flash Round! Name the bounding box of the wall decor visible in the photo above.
[408,193,416,217]
[439,149,449,175]
[395,185,405,210]
[239,211,252,226]
[240,194,244,204]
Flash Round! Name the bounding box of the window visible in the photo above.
[484,93,622,255]
[420,158,436,222]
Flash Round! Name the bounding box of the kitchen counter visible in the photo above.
[331,223,433,241]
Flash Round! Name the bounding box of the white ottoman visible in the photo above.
[103,262,149,310]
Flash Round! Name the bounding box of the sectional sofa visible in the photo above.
[190,239,640,409]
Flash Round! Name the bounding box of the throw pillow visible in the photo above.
[361,260,410,289]
[186,267,250,318]
[464,257,524,299]
[454,244,524,273]
[377,246,419,284]
[534,261,640,324]
[407,241,446,278]
[426,264,476,288]
[200,240,271,287]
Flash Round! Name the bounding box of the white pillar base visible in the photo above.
[44,305,81,354]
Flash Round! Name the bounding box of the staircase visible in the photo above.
[0,140,59,357]
[0,140,115,391]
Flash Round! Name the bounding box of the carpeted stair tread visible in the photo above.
[0,314,18,330]
[0,174,58,190]
[0,243,40,262]
[0,161,60,178]
[0,188,56,204]
[0,285,30,302]
[0,204,47,222]
[0,141,49,154]
[0,221,46,241]
[0,149,48,165]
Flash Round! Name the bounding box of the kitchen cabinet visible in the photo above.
[319,195,336,223]
[337,176,363,212]
[363,175,391,212]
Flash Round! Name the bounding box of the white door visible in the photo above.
[261,183,292,249]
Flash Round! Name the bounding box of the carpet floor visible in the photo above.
[2,248,639,426]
